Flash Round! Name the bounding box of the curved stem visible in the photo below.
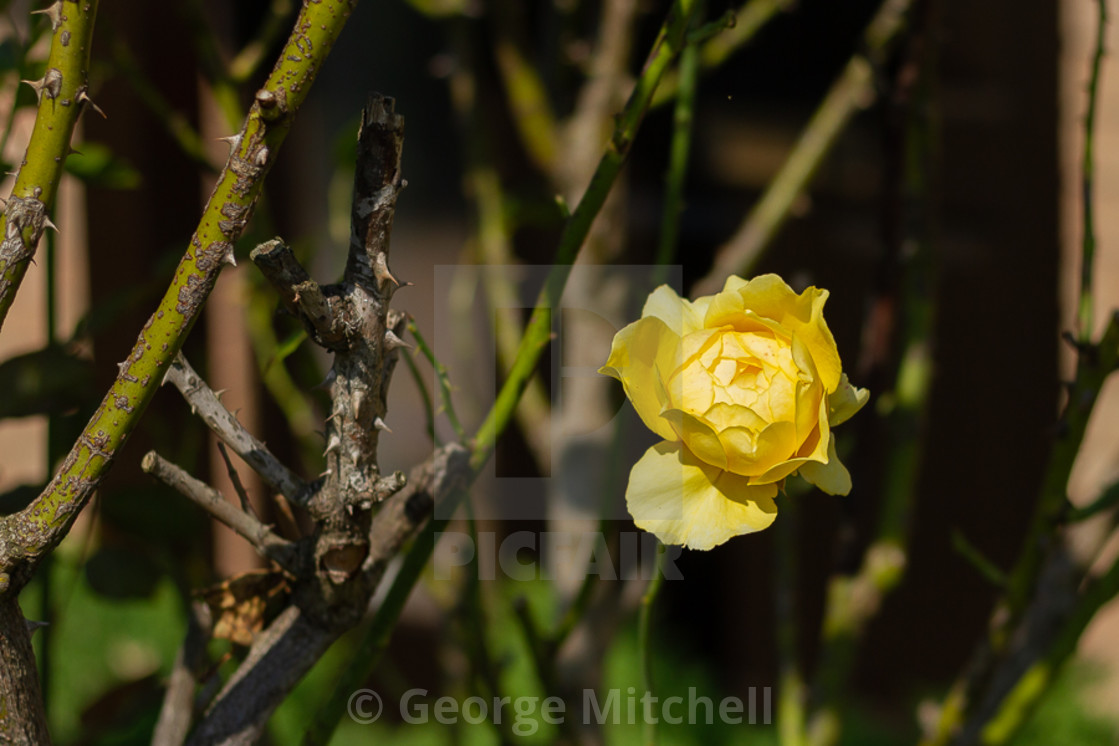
[0,0,101,332]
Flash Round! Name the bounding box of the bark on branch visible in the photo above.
[0,1,360,737]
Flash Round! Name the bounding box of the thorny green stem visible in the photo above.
[1079,0,1107,342]
[0,0,360,597]
[0,0,100,332]
[470,0,700,474]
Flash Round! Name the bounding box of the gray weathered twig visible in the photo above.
[165,353,309,505]
[142,451,298,573]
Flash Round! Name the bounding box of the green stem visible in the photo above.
[0,0,100,333]
[775,495,806,746]
[402,347,439,444]
[1079,0,1107,342]
[0,0,360,596]
[409,319,466,441]
[654,11,702,284]
[639,541,668,746]
[471,0,700,474]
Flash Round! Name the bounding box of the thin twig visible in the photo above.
[216,441,255,515]
[142,451,297,573]
[655,10,702,283]
[1079,0,1108,342]
[402,346,439,444]
[408,319,466,441]
[165,353,309,505]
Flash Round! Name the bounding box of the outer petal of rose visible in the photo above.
[752,397,831,484]
[708,274,843,393]
[722,275,750,293]
[798,435,852,495]
[641,285,705,336]
[661,408,728,471]
[626,441,779,550]
[599,316,680,442]
[790,334,824,443]
[828,373,870,426]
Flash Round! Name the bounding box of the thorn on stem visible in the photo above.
[30,2,62,31]
[77,89,107,119]
[217,134,243,152]
[25,619,49,636]
[373,252,401,287]
[384,330,412,351]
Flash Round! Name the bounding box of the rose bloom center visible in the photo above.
[671,328,800,433]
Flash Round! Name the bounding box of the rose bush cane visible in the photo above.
[600,274,869,549]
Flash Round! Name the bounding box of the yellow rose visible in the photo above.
[599,274,868,550]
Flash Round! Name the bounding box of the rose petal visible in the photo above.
[797,434,852,495]
[704,401,767,433]
[642,285,705,336]
[661,408,727,470]
[720,419,797,476]
[626,441,779,550]
[751,397,831,485]
[599,316,680,442]
[828,373,870,426]
[707,274,843,393]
